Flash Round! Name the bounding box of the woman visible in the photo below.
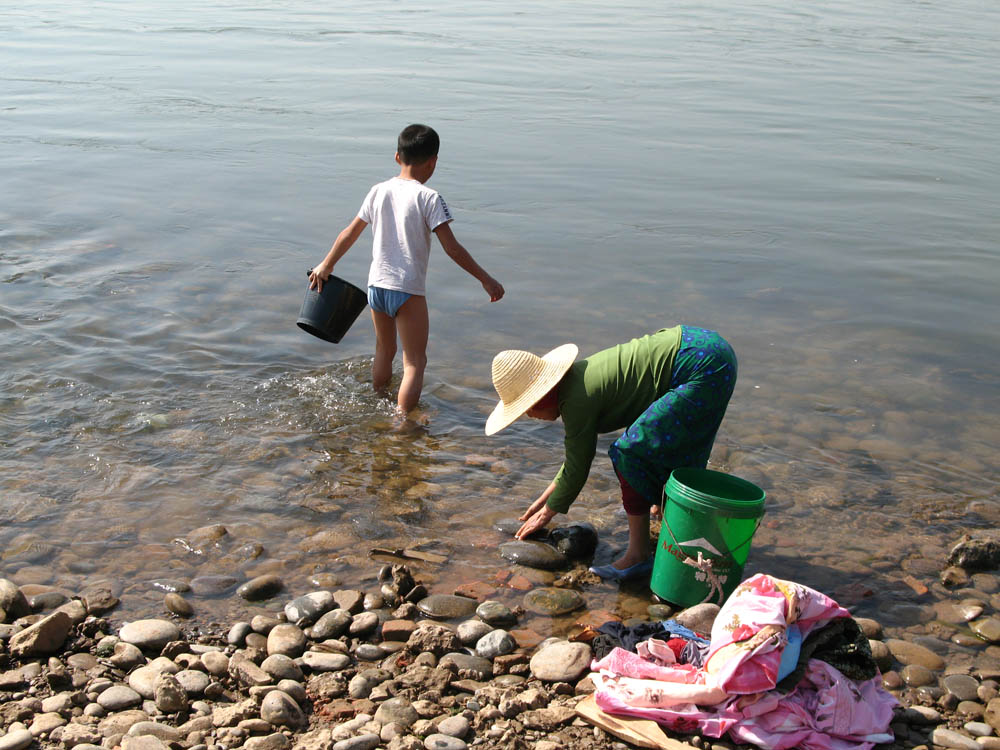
[485,325,737,581]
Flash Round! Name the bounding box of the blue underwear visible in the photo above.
[367,286,412,318]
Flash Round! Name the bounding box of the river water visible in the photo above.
[1,1,998,638]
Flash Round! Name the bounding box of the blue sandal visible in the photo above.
[589,557,654,581]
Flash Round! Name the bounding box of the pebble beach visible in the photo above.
[6,526,1000,750]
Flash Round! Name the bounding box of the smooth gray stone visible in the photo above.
[97,684,143,710]
[475,630,515,659]
[201,651,229,676]
[437,715,470,739]
[354,644,384,661]
[237,575,284,602]
[332,735,379,750]
[301,651,351,672]
[416,595,477,620]
[423,734,467,750]
[0,729,33,750]
[29,591,70,611]
[310,609,352,640]
[188,575,239,596]
[930,727,980,750]
[266,624,307,657]
[522,587,583,616]
[374,697,418,728]
[0,579,31,621]
[119,619,180,651]
[886,638,946,670]
[348,611,379,636]
[164,593,193,618]
[259,690,304,728]
[499,541,567,570]
[284,591,334,624]
[174,669,211,695]
[475,601,515,626]
[944,673,982,702]
[529,641,592,682]
[261,654,304,682]
[227,621,252,646]
[457,620,493,645]
[901,664,935,687]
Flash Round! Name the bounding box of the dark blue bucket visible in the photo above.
[297,272,368,344]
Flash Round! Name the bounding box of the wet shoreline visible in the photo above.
[6,530,1000,749]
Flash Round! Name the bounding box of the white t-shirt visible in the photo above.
[358,176,453,295]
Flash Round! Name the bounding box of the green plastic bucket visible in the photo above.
[651,468,765,607]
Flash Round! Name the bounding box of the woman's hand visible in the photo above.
[516,482,559,539]
[516,505,556,539]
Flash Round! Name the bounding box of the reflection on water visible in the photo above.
[1,0,999,660]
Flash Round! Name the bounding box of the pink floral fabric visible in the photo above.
[590,574,897,750]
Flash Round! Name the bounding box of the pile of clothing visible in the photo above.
[589,574,897,750]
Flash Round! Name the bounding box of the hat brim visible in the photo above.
[484,343,578,436]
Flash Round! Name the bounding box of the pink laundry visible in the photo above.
[590,574,897,750]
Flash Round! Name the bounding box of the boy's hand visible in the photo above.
[308,264,332,292]
[482,276,505,302]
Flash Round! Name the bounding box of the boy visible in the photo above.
[309,124,504,416]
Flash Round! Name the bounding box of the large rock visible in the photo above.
[237,575,284,601]
[8,611,72,656]
[259,690,304,728]
[374,697,418,728]
[267,623,307,657]
[0,579,31,622]
[155,671,189,712]
[98,684,143,711]
[886,638,945,670]
[949,531,1000,572]
[529,641,591,682]
[119,619,181,651]
[406,623,463,656]
[673,603,720,636]
[522,588,583,616]
[498,541,568,570]
[416,595,477,620]
[548,522,599,559]
[311,609,352,639]
[285,591,335,625]
[0,729,32,750]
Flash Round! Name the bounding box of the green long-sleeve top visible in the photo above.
[547,325,683,514]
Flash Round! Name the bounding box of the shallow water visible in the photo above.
[1,1,999,643]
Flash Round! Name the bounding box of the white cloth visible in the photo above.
[359,176,453,295]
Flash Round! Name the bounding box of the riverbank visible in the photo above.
[5,532,1000,750]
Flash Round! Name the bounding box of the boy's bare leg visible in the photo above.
[394,295,429,414]
[370,308,397,393]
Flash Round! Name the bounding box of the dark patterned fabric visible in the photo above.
[609,326,737,505]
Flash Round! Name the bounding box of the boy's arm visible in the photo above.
[309,217,368,291]
[433,222,504,302]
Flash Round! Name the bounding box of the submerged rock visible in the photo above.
[548,522,599,559]
[416,594,477,620]
[498,541,567,570]
[522,587,583,616]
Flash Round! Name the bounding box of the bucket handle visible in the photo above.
[660,489,763,605]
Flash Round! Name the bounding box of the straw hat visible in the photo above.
[485,343,578,436]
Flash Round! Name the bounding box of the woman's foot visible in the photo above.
[589,556,654,581]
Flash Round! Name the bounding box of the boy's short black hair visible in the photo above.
[397,124,440,165]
